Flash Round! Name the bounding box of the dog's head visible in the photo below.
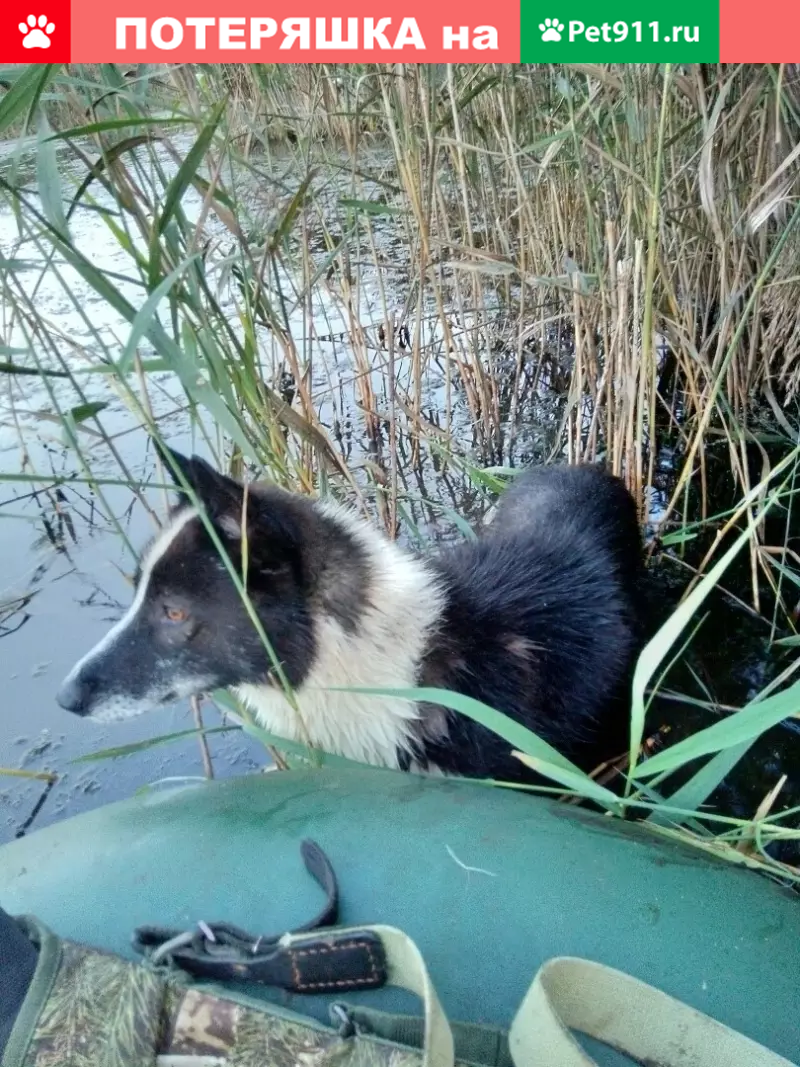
[55,449,318,722]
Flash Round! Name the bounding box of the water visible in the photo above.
[1,132,798,858]
[0,134,503,841]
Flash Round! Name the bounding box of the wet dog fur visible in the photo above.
[56,453,646,781]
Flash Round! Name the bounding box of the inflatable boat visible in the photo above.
[0,766,798,1065]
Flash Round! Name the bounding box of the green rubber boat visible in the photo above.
[0,767,798,1065]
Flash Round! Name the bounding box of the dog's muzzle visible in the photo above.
[55,673,94,716]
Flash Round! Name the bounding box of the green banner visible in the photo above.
[521,0,720,61]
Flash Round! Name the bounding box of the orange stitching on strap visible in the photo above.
[289,939,380,992]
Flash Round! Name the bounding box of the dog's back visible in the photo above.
[489,464,642,577]
[416,464,645,779]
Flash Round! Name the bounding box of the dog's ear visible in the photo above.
[155,444,303,565]
[158,446,244,533]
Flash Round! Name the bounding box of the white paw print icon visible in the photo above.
[539,17,565,41]
[18,14,56,48]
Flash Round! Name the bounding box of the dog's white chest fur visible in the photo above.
[235,502,445,768]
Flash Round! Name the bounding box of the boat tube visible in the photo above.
[0,767,798,1064]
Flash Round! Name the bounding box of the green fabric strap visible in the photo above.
[1,918,63,1067]
[335,1003,513,1067]
[284,924,455,1067]
[291,926,798,1067]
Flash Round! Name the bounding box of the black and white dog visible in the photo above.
[56,452,646,781]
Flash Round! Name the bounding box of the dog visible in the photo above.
[56,451,646,782]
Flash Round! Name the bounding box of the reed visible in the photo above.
[2,61,800,877]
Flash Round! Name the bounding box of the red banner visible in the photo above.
[1,0,798,62]
[3,0,517,62]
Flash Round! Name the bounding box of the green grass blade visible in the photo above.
[328,685,587,776]
[36,112,69,239]
[145,98,226,290]
[271,171,316,248]
[71,725,238,763]
[68,134,159,219]
[645,739,755,827]
[157,98,226,238]
[434,502,478,541]
[69,401,108,423]
[513,752,623,812]
[0,361,69,378]
[435,73,501,132]
[0,63,57,135]
[240,719,369,770]
[46,116,194,140]
[83,358,170,375]
[118,254,201,374]
[636,680,800,779]
[212,689,366,769]
[627,467,794,782]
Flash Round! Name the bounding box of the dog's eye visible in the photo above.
[164,606,188,623]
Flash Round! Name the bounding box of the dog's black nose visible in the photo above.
[56,673,93,715]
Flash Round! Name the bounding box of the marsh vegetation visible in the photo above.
[2,62,800,882]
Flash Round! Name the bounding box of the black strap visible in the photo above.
[132,839,387,994]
